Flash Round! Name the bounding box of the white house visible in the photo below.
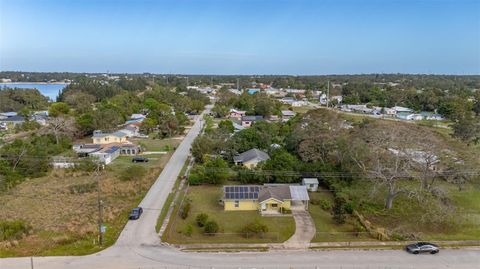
[89,145,121,164]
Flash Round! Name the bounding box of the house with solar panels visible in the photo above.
[223,184,309,214]
[89,145,121,165]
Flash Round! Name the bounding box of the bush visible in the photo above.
[344,202,355,214]
[240,220,269,238]
[180,200,191,219]
[0,220,31,241]
[195,213,209,227]
[119,165,146,181]
[311,198,333,211]
[332,196,346,224]
[203,220,219,234]
[69,182,97,194]
[183,224,193,237]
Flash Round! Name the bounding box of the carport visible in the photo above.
[289,185,310,210]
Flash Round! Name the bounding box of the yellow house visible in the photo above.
[233,149,270,169]
[92,130,128,145]
[223,185,300,214]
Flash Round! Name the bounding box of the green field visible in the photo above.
[162,185,295,244]
[309,191,375,242]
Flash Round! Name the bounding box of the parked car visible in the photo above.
[405,242,439,254]
[128,207,143,220]
[132,156,149,163]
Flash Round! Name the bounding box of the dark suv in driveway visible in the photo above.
[405,242,439,254]
[128,207,143,220]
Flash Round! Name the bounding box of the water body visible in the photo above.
[0,82,69,101]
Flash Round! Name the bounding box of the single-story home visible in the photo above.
[229,109,246,120]
[89,145,121,165]
[281,110,296,122]
[302,178,319,192]
[396,112,423,121]
[118,124,140,138]
[92,130,128,144]
[223,184,310,214]
[233,148,270,169]
[0,115,25,128]
[241,115,263,128]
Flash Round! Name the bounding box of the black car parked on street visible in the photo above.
[128,207,143,220]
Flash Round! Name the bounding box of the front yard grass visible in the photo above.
[162,185,295,244]
[308,190,375,242]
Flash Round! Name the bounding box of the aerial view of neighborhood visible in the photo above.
[0,0,479,268]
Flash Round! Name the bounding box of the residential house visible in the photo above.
[302,178,319,192]
[233,148,269,168]
[241,115,263,128]
[392,106,413,113]
[89,145,121,165]
[281,110,296,122]
[92,130,128,144]
[420,112,444,121]
[72,144,102,157]
[223,184,310,214]
[118,124,140,138]
[0,115,25,128]
[229,109,246,120]
[396,112,423,121]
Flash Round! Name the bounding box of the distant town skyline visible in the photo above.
[1,0,479,75]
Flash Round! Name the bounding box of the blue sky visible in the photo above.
[1,0,479,74]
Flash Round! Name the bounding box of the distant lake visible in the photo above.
[0,82,69,101]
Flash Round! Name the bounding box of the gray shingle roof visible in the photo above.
[241,115,264,122]
[233,148,270,163]
[92,131,127,138]
[258,185,291,203]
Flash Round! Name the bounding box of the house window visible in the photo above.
[271,204,278,208]
[234,200,239,208]
[310,184,314,188]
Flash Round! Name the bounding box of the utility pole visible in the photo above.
[96,163,104,245]
[326,80,330,108]
[186,76,189,87]
[237,78,239,90]
[210,76,213,87]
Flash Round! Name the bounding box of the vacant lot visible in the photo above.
[163,185,295,244]
[0,137,180,257]
[309,190,375,242]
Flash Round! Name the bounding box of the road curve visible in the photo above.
[1,105,480,269]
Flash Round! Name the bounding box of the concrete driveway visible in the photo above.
[282,203,316,249]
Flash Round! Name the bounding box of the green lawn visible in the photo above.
[163,185,295,244]
[309,191,375,242]
[132,137,181,152]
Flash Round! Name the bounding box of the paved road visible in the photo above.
[1,104,480,269]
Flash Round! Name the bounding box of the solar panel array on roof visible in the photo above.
[224,185,260,200]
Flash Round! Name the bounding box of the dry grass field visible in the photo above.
[0,137,180,257]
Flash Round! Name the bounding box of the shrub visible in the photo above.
[203,220,219,234]
[180,200,191,219]
[332,196,346,224]
[312,198,332,211]
[240,220,269,238]
[0,220,31,241]
[119,165,146,181]
[343,202,355,214]
[195,213,209,227]
[183,224,193,237]
[69,182,97,194]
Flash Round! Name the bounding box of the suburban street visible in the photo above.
[1,105,479,268]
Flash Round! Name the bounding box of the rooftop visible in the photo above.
[233,148,270,163]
